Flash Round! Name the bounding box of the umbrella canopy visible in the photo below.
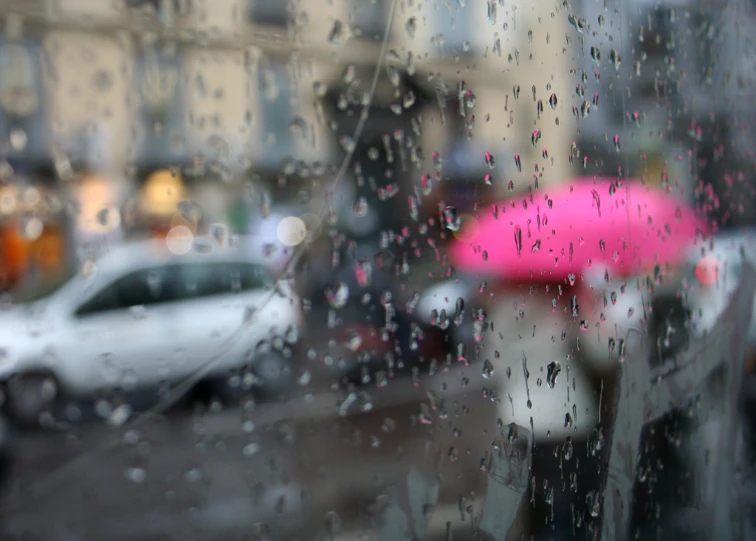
[449,178,710,281]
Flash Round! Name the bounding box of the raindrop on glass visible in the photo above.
[325,282,350,309]
[546,361,561,388]
[354,196,368,217]
[328,20,344,46]
[443,206,462,231]
[405,17,417,39]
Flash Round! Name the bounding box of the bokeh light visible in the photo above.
[165,224,193,255]
[277,216,307,247]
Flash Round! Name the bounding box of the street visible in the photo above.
[0,356,505,541]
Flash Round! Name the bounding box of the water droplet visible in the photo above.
[289,116,308,138]
[513,85,520,99]
[91,70,113,92]
[568,14,586,34]
[354,196,368,217]
[125,467,146,483]
[465,90,477,108]
[570,295,579,317]
[243,442,261,456]
[513,225,523,255]
[443,206,461,231]
[549,93,558,110]
[96,205,121,230]
[405,17,417,39]
[403,90,416,109]
[9,128,27,151]
[484,151,495,168]
[546,361,561,388]
[482,359,494,379]
[531,129,541,146]
[610,49,621,71]
[328,20,344,46]
[590,46,601,65]
[19,214,43,241]
[325,282,349,309]
[325,511,343,536]
[563,436,573,460]
[487,0,497,24]
[484,173,493,186]
[420,174,432,195]
[514,153,522,172]
[613,134,621,152]
[586,490,601,517]
[178,200,202,222]
[208,223,230,247]
[340,135,356,152]
[313,81,328,97]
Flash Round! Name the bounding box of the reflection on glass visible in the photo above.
[0,1,753,540]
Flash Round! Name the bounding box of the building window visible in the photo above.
[434,3,475,56]
[248,0,289,27]
[0,41,49,160]
[135,44,185,164]
[350,0,386,40]
[0,43,38,119]
[257,63,293,167]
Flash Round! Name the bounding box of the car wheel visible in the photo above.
[202,372,250,405]
[3,372,60,428]
[204,350,295,404]
[253,350,295,398]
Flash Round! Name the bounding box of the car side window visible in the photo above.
[75,266,179,317]
[177,262,270,300]
[227,262,269,292]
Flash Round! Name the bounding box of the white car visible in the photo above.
[0,236,301,425]
[578,228,756,370]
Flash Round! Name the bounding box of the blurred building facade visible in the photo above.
[0,0,723,289]
[0,0,579,288]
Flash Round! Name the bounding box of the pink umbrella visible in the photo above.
[449,178,710,281]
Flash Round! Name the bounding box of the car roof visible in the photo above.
[686,227,756,262]
[92,236,272,277]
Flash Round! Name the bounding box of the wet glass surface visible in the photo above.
[0,1,754,540]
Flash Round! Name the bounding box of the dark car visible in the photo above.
[304,274,457,389]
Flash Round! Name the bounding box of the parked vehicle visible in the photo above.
[0,236,302,426]
[308,282,456,387]
[579,227,756,370]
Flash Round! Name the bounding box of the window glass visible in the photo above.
[249,0,288,26]
[177,261,269,300]
[75,266,178,316]
[3,1,756,540]
[256,63,293,169]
